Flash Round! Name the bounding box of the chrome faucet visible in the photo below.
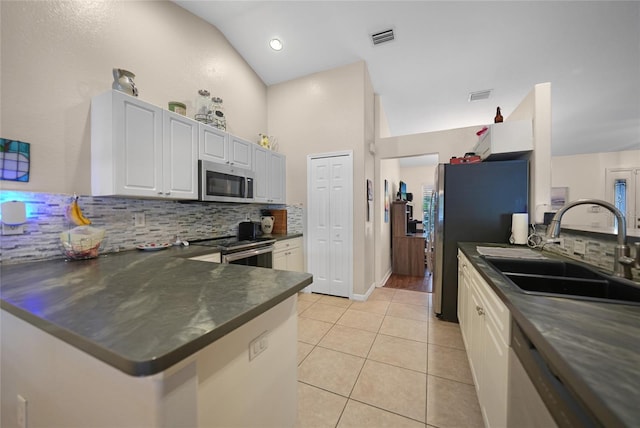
[546,198,637,279]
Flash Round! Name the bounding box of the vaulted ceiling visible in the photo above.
[174,1,640,157]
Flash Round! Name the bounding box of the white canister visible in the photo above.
[510,213,529,245]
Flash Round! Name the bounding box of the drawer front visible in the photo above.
[274,237,302,252]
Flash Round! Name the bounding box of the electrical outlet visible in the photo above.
[249,331,269,360]
[573,241,586,255]
[134,212,145,227]
[17,394,27,428]
[2,224,24,235]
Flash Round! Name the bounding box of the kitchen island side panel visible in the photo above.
[1,296,298,428]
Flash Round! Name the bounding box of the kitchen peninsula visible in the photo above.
[1,245,312,427]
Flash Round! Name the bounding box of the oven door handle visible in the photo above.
[222,245,274,263]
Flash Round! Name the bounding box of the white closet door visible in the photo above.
[308,153,352,297]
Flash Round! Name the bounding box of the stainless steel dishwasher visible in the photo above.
[508,320,598,428]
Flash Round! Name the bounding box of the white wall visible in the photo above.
[377,159,401,285]
[551,150,640,226]
[364,66,376,295]
[508,83,552,223]
[267,61,373,296]
[398,164,437,223]
[0,1,267,195]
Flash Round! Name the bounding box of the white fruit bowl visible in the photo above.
[59,226,105,260]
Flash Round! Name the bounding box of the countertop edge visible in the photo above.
[458,243,625,428]
[1,272,313,377]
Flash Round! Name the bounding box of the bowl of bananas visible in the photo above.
[60,195,105,260]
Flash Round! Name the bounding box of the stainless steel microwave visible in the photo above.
[198,160,254,202]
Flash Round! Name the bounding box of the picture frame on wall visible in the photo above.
[366,179,373,221]
[384,179,389,223]
[551,187,569,210]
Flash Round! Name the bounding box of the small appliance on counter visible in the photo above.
[238,221,261,241]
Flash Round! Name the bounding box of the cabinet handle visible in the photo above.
[476,305,484,316]
[165,192,171,195]
[157,192,163,195]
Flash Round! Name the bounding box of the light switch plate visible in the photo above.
[249,331,269,360]
[134,212,145,227]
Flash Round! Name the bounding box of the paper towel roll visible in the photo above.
[510,213,529,245]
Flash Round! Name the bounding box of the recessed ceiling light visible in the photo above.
[269,38,283,51]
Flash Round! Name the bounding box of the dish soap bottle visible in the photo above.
[494,107,504,123]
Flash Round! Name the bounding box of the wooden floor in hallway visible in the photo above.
[383,269,433,293]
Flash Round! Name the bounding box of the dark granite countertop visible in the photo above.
[0,244,312,377]
[458,242,640,427]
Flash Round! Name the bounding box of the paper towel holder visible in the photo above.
[1,200,27,235]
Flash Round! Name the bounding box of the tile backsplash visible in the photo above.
[0,192,303,265]
[536,225,640,282]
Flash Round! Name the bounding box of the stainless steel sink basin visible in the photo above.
[484,257,640,305]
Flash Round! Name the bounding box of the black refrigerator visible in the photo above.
[433,160,528,322]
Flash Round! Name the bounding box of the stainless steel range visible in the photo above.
[191,236,275,267]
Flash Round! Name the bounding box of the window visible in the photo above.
[614,178,627,228]
[422,186,434,240]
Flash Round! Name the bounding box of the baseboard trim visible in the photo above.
[380,269,392,288]
[351,281,376,301]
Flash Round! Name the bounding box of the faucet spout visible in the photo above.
[546,198,631,278]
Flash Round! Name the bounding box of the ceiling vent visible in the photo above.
[371,29,395,46]
[468,89,492,102]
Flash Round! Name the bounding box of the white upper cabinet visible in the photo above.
[199,126,252,170]
[92,90,283,203]
[91,90,197,200]
[229,135,253,170]
[162,111,198,199]
[253,145,286,204]
[198,125,228,164]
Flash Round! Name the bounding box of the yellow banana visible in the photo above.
[66,196,91,226]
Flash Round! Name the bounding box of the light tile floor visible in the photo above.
[296,288,484,428]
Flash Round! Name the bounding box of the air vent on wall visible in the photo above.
[468,89,492,102]
[371,29,395,45]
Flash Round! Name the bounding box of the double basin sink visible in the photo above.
[484,256,640,306]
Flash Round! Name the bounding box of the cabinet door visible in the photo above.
[199,125,228,164]
[482,315,509,428]
[457,252,469,345]
[229,135,252,169]
[163,111,198,200]
[287,245,304,272]
[114,92,163,197]
[273,249,287,270]
[253,146,286,204]
[253,145,269,202]
[468,283,485,392]
[268,151,286,204]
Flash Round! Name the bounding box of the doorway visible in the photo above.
[381,155,438,293]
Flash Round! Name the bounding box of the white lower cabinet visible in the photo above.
[273,237,304,272]
[458,250,510,428]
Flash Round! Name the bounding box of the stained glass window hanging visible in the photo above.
[0,139,30,182]
[613,178,626,228]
